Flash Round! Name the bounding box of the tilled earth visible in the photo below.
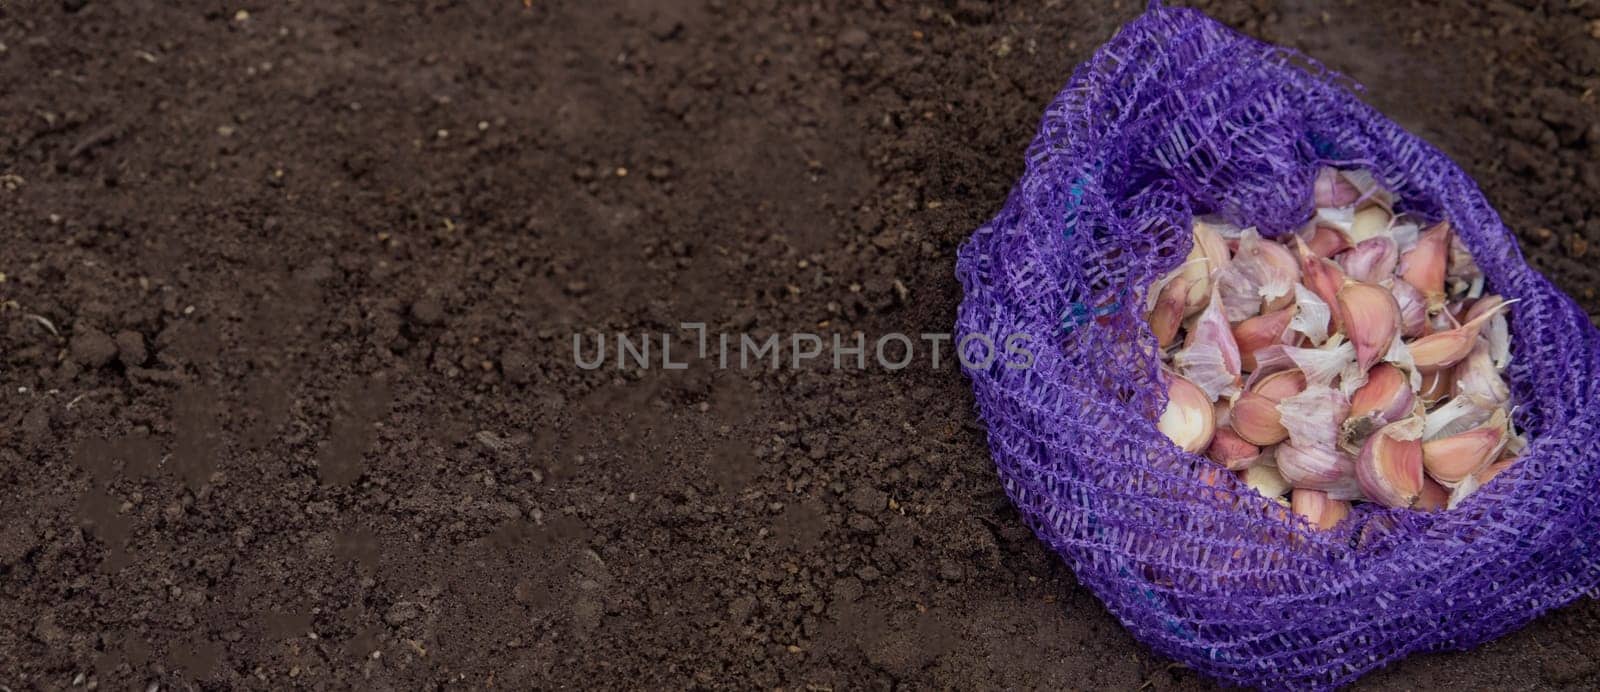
[3,0,1599,689]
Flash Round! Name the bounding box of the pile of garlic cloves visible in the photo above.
[1149,168,1524,530]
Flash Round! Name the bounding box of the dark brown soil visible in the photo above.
[2,1,1599,689]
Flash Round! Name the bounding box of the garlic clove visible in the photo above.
[1185,221,1232,311]
[1398,221,1451,313]
[1157,372,1215,454]
[1177,287,1244,401]
[1465,295,1513,369]
[1290,487,1351,530]
[1314,167,1360,208]
[1418,367,1453,404]
[1335,279,1402,373]
[1355,416,1425,508]
[1474,457,1516,486]
[1147,272,1193,348]
[1306,224,1353,258]
[1240,462,1291,499]
[1233,229,1301,314]
[1452,338,1509,406]
[1463,294,1506,323]
[1231,392,1289,446]
[1343,363,1418,449]
[1295,238,1349,334]
[1234,305,1297,372]
[1415,476,1449,512]
[1277,385,1350,451]
[1338,236,1399,284]
[1409,301,1507,372]
[1446,231,1483,288]
[1277,444,1359,495]
[1207,426,1262,471]
[1421,408,1507,483]
[1391,278,1429,338]
[1348,205,1393,243]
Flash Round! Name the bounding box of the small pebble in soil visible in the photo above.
[70,327,117,367]
[115,330,147,366]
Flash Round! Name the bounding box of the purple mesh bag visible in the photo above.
[954,4,1600,690]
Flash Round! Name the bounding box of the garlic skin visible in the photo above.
[1340,169,1394,209]
[1466,295,1513,369]
[1423,395,1496,441]
[1233,229,1301,314]
[1453,339,1509,406]
[1177,287,1243,400]
[1304,224,1352,258]
[1277,444,1360,497]
[1278,385,1350,451]
[1282,339,1356,389]
[1391,279,1429,338]
[1314,167,1360,208]
[1422,408,1508,483]
[1295,239,1349,335]
[1158,373,1216,454]
[1356,416,1425,508]
[1335,280,1402,373]
[1398,221,1451,312]
[1290,487,1351,530]
[1289,283,1332,346]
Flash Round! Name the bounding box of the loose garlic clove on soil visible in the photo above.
[1335,279,1402,373]
[1422,408,1508,483]
[1290,487,1350,530]
[1399,221,1451,313]
[1207,427,1262,471]
[1339,236,1399,284]
[1158,373,1216,454]
[1356,417,1425,508]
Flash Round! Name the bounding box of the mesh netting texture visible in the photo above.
[954,4,1600,690]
